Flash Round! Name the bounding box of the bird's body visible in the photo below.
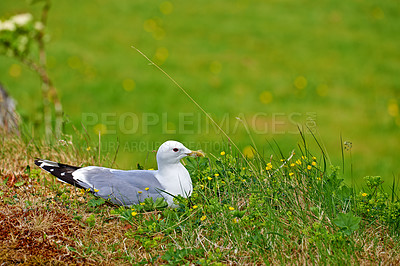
[35,141,204,207]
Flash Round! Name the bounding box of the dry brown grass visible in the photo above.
[0,133,143,264]
[0,204,85,264]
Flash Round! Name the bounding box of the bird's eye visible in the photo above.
[173,148,179,152]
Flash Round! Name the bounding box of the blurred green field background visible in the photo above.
[1,0,399,185]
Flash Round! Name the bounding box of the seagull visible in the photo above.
[34,140,204,207]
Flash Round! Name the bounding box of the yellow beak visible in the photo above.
[187,150,205,157]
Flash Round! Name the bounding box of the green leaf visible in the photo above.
[232,210,246,218]
[85,214,96,227]
[14,181,25,187]
[88,198,105,207]
[155,197,168,209]
[333,212,361,236]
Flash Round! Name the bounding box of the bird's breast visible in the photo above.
[156,164,193,198]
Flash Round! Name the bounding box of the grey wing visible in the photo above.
[72,167,167,206]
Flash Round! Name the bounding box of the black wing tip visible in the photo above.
[34,159,81,171]
[33,159,84,188]
[34,158,43,166]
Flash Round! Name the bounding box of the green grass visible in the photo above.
[0,132,399,264]
[0,1,399,185]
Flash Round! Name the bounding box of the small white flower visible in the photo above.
[34,22,44,31]
[11,13,33,26]
[0,20,16,31]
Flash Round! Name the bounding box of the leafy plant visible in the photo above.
[88,198,105,208]
[333,213,361,236]
[85,214,96,227]
[357,176,400,232]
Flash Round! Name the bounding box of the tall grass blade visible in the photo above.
[340,133,345,175]
[306,126,328,173]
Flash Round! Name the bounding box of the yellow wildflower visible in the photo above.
[207,176,213,181]
[140,202,145,205]
[290,163,295,167]
[148,168,154,171]
[289,172,294,177]
[220,151,226,156]
[200,215,206,221]
[94,189,99,192]
[233,218,238,223]
[192,205,198,209]
[214,173,219,177]
[131,211,137,217]
[145,187,149,191]
[138,191,142,194]
[362,193,367,197]
[86,147,91,151]
[312,161,317,166]
[307,165,312,170]
[296,159,302,165]
[312,156,317,160]
[229,206,234,211]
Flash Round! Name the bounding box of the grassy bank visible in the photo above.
[1,132,399,264]
[0,0,399,182]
